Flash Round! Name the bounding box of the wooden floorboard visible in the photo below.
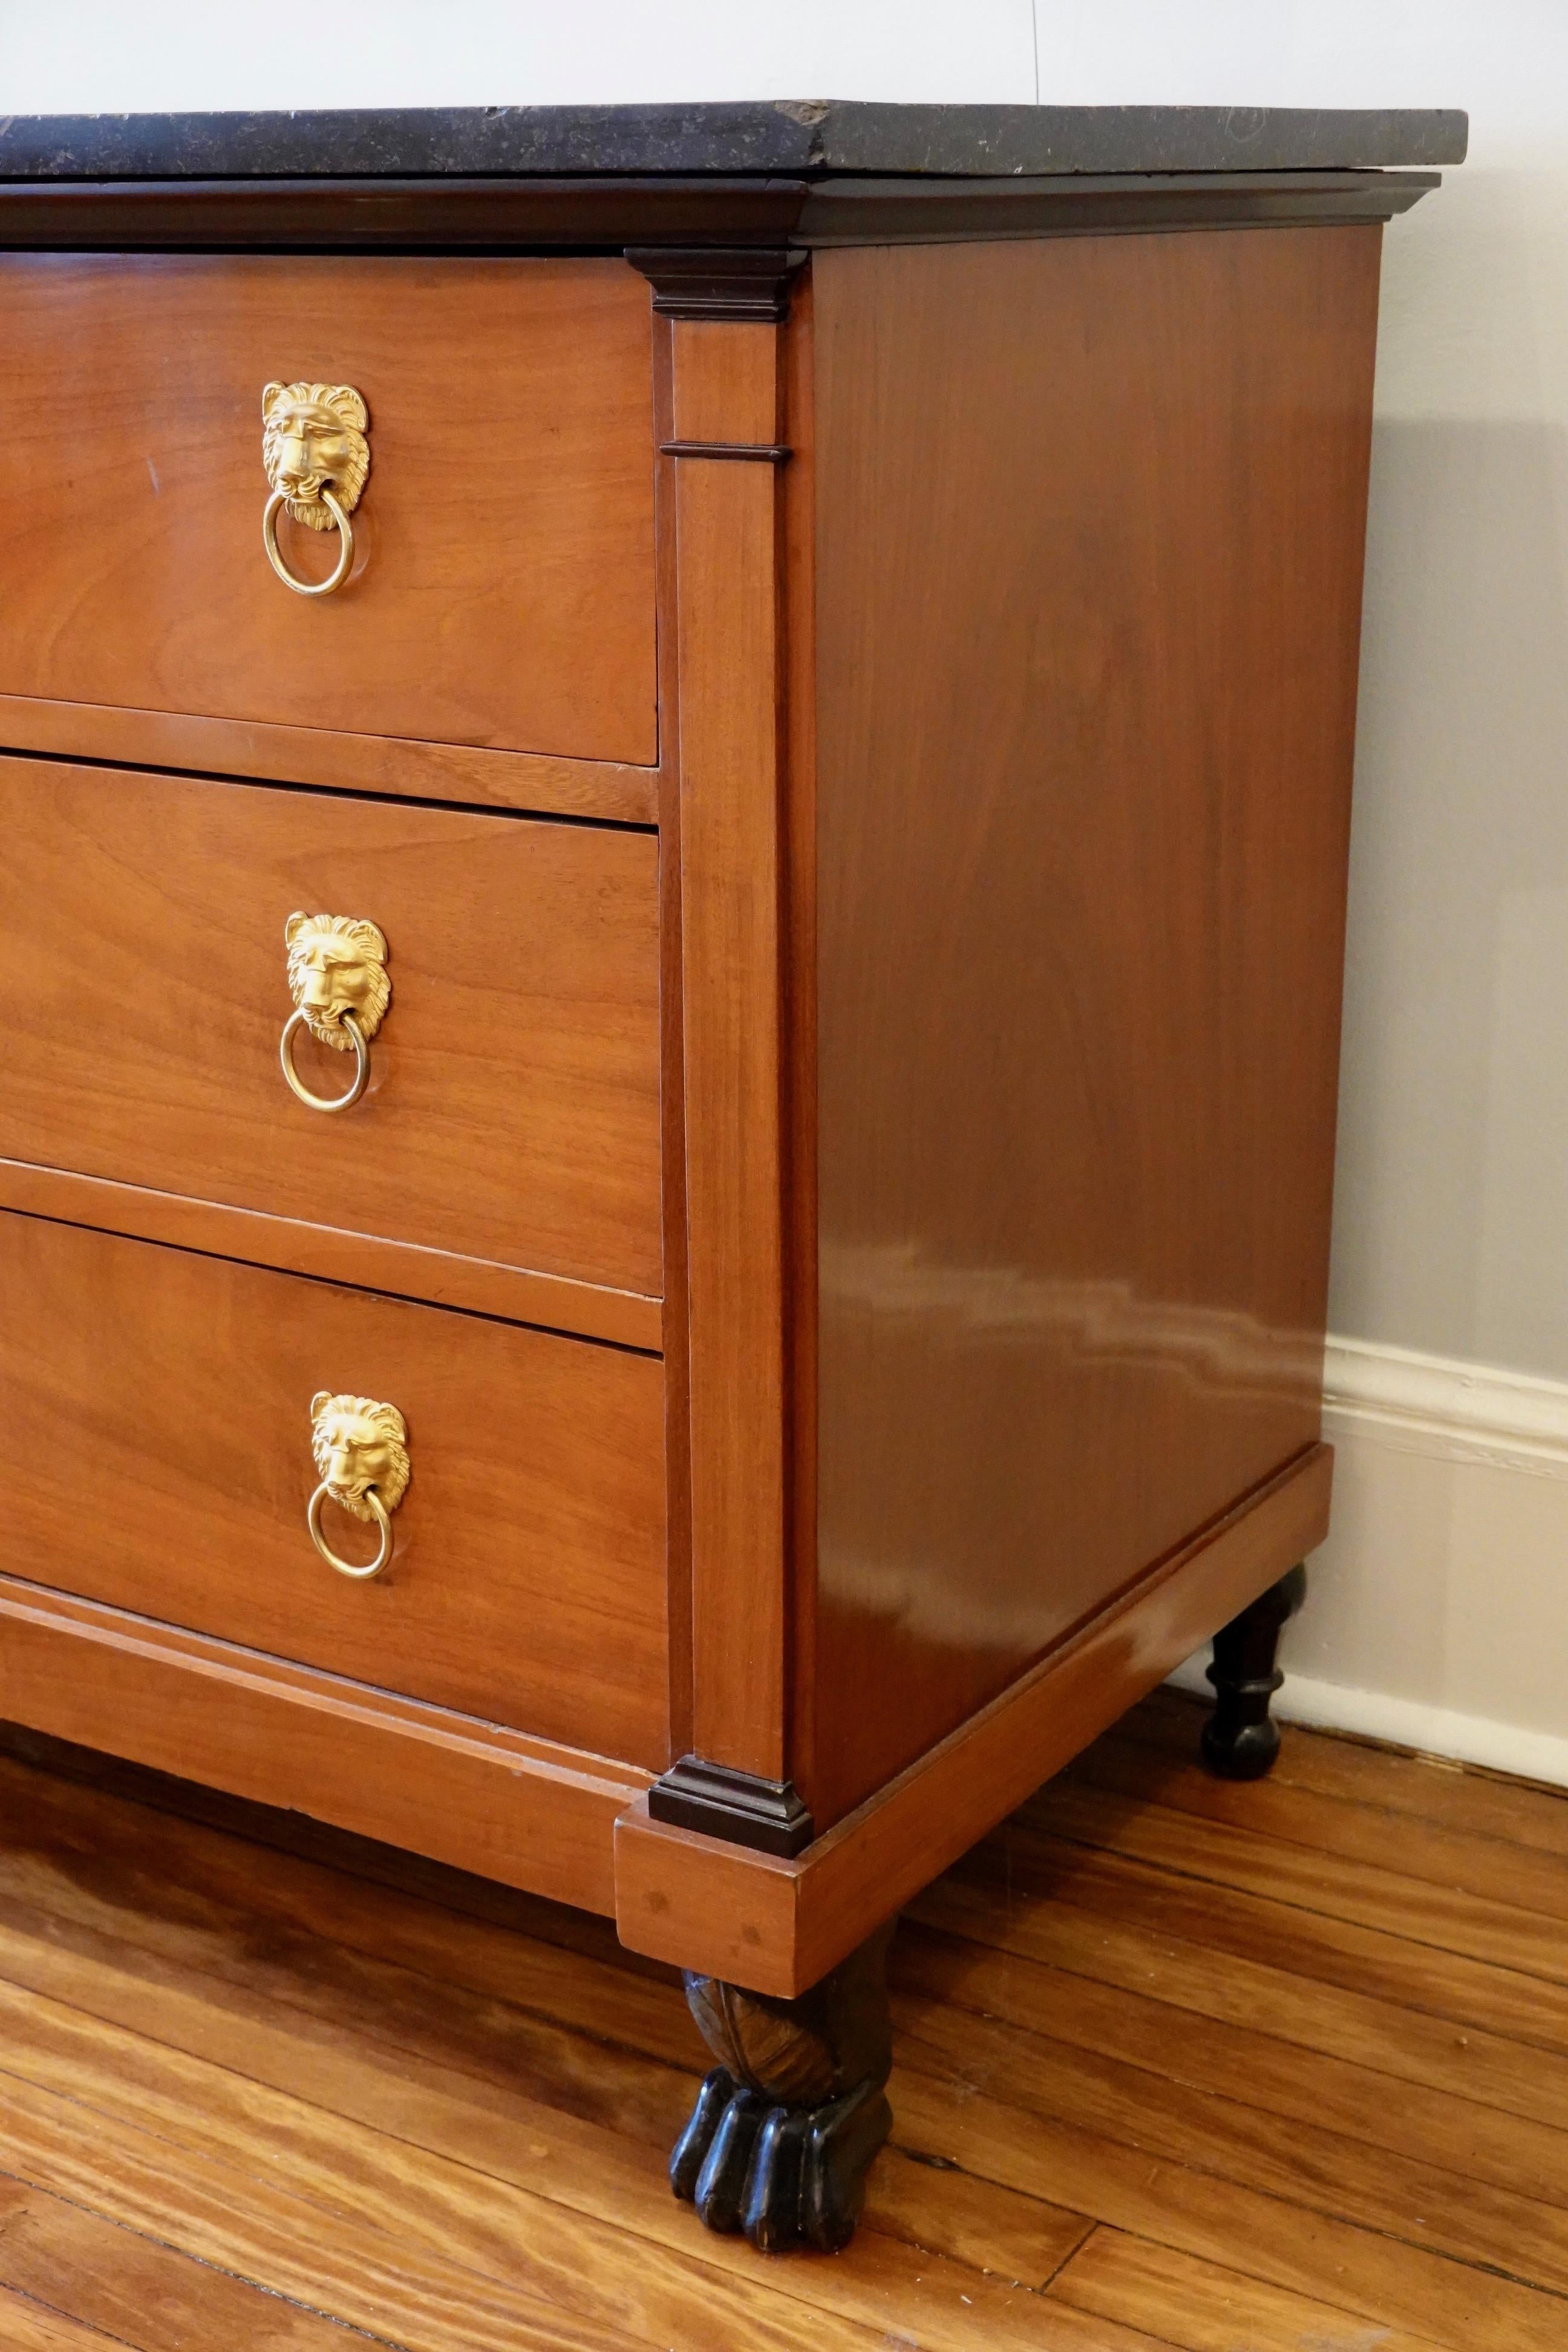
[1,1694,1564,2350]
[898,1916,1568,2207]
[1123,1685,1568,1860]
[1050,2230,1454,2352]
[0,2284,140,2352]
[0,2172,404,2350]
[1068,1729,1568,1924]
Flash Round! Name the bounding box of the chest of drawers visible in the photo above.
[0,99,1461,2255]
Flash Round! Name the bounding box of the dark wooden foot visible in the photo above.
[1201,1562,1308,1781]
[670,1922,893,2253]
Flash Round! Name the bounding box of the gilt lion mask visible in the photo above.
[310,1394,411,1523]
[262,381,371,530]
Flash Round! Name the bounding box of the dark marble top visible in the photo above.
[0,102,1467,182]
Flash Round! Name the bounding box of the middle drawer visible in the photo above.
[0,757,662,1298]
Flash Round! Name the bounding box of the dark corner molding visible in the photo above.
[649,1754,815,1856]
[626,245,806,321]
[659,439,792,462]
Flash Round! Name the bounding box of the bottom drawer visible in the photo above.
[0,1213,668,1766]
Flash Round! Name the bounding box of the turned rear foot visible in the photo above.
[1201,1562,1307,1781]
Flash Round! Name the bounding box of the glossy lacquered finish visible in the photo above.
[618,1445,1332,1995]
[0,253,658,765]
[0,757,662,1301]
[0,140,1440,2028]
[0,1214,668,1764]
[806,227,1377,1826]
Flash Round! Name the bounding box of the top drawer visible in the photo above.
[0,255,657,766]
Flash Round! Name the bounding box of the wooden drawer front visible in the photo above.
[0,254,656,765]
[0,1216,668,1765]
[0,759,661,1299]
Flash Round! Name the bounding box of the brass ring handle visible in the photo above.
[263,483,354,596]
[279,911,389,1114]
[308,1478,393,1579]
[260,379,369,597]
[279,1004,370,1112]
[307,1393,409,1584]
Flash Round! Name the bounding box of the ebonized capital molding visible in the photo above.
[659,441,792,462]
[649,1755,814,1857]
[626,245,806,321]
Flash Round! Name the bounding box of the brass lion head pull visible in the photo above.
[307,1391,410,1581]
[261,380,370,596]
[279,910,390,1114]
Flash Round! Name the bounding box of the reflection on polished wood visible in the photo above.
[616,1445,1330,1996]
[0,1691,1558,2352]
[808,226,1379,1827]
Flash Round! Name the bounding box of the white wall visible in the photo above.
[0,4,1038,109]
[2,4,1563,1773]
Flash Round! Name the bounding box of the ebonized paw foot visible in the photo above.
[669,1922,893,2255]
[671,2065,892,2252]
[1201,1561,1308,1780]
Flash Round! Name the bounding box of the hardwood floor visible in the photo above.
[0,1687,1563,2350]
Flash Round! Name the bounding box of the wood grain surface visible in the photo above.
[668,318,791,1780]
[782,264,825,1820]
[652,315,696,1763]
[0,1579,648,1915]
[0,694,658,824]
[0,253,658,763]
[808,226,1380,1824]
[0,1215,668,1764]
[0,1160,662,1350]
[0,757,662,1300]
[0,1693,1562,2351]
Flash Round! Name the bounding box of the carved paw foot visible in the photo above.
[671,2064,892,2253]
[668,1921,895,2255]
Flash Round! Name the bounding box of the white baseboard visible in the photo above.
[1323,1333,1568,1475]
[1169,1333,1568,1793]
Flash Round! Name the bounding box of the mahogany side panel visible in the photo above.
[0,757,662,1299]
[616,1442,1331,1994]
[806,229,1380,1826]
[0,1214,668,1766]
[0,1575,646,1914]
[0,253,657,764]
[670,320,791,1780]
